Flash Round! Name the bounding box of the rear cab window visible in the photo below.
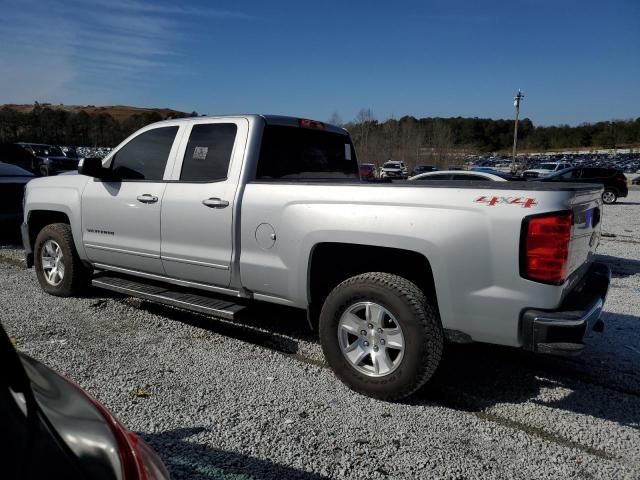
[255,124,359,180]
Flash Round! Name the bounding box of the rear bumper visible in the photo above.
[520,262,611,356]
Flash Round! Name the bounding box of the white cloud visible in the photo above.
[75,0,251,18]
[0,0,248,104]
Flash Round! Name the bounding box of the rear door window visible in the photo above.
[582,168,611,179]
[180,123,237,182]
[110,127,178,181]
[556,169,580,180]
[256,125,359,180]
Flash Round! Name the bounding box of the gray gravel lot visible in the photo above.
[1,193,639,479]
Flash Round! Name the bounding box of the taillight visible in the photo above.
[521,212,573,284]
[299,118,325,129]
[89,399,169,480]
[63,377,169,480]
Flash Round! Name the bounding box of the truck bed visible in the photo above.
[251,179,603,192]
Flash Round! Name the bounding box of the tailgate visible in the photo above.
[567,188,603,277]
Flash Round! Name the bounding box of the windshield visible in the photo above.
[539,163,558,170]
[30,145,63,157]
[543,168,575,180]
[384,162,401,168]
[62,148,79,158]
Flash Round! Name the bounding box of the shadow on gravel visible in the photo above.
[128,299,314,357]
[412,342,640,431]
[142,427,328,480]
[596,254,640,278]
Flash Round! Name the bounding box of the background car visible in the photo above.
[536,167,628,204]
[470,166,516,180]
[359,163,376,180]
[0,321,170,480]
[632,176,640,185]
[380,161,408,179]
[61,146,84,161]
[17,143,80,176]
[0,143,39,173]
[409,170,507,181]
[0,162,34,225]
[412,165,437,176]
[522,161,573,179]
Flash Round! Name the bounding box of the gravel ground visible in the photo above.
[1,193,639,479]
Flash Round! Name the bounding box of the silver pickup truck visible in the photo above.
[21,115,611,400]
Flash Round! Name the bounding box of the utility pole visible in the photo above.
[511,89,524,173]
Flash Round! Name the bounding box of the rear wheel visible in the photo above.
[602,189,617,204]
[34,223,91,296]
[319,272,443,401]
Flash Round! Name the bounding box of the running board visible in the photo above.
[92,274,246,320]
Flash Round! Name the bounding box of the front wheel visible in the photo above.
[34,223,91,296]
[319,272,443,401]
[602,189,617,204]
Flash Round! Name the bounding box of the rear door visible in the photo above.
[160,118,248,287]
[82,125,182,275]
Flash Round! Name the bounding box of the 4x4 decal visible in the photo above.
[474,196,537,208]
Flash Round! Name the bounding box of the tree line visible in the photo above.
[0,104,638,170]
[342,110,640,169]
[0,104,198,147]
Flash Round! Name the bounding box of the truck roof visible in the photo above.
[149,114,347,135]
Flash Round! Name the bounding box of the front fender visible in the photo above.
[24,176,90,261]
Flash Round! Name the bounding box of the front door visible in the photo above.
[82,125,181,275]
[160,119,248,287]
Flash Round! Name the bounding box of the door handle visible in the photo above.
[136,194,158,204]
[202,198,229,208]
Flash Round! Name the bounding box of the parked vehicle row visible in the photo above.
[471,152,640,174]
[0,143,81,176]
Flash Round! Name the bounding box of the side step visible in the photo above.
[92,273,246,320]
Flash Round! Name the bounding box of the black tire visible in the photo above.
[319,272,443,401]
[34,223,91,296]
[602,189,617,204]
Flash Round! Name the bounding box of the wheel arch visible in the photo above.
[307,242,439,330]
[25,209,88,268]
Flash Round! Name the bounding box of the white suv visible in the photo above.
[380,161,408,179]
[522,162,573,178]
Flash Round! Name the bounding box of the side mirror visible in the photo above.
[78,157,105,178]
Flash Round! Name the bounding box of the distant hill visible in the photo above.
[0,103,190,122]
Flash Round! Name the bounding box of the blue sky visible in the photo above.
[0,0,638,125]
